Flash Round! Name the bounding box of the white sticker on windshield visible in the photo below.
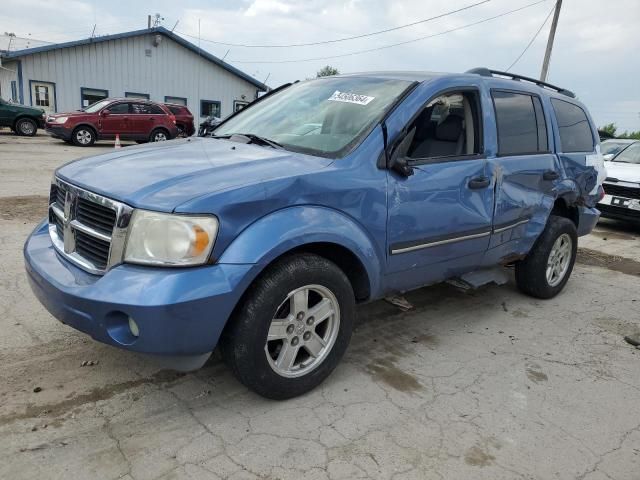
[328,90,375,106]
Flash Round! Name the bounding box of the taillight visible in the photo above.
[170,114,176,124]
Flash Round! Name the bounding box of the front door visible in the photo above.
[99,101,131,139]
[31,81,56,114]
[385,88,494,290]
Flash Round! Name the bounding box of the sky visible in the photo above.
[1,0,639,131]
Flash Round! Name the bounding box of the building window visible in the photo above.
[165,96,187,106]
[201,100,221,118]
[125,92,150,100]
[234,100,249,112]
[11,81,18,102]
[81,87,108,108]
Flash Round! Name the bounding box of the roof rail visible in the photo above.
[466,67,576,98]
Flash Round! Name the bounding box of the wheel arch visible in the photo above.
[13,115,38,129]
[551,195,579,228]
[150,126,171,140]
[217,206,383,303]
[72,123,98,137]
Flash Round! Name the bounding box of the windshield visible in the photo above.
[601,140,633,156]
[612,142,640,164]
[83,99,111,113]
[214,77,413,158]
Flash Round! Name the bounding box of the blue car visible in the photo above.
[24,68,605,399]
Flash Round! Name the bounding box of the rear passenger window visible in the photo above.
[492,91,548,155]
[551,99,594,152]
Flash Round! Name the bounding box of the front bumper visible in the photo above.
[45,124,72,140]
[597,187,640,223]
[24,220,253,362]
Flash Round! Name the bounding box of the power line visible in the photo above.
[505,4,555,71]
[228,0,548,65]
[174,0,492,48]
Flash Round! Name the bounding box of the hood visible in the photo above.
[56,137,333,211]
[13,103,43,115]
[605,161,640,184]
[48,111,88,119]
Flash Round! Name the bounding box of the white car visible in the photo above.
[598,140,640,223]
[600,138,637,160]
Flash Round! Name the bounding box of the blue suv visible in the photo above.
[24,68,605,399]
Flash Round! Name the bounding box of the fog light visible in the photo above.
[128,317,140,337]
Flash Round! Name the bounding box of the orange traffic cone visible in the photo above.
[115,134,121,149]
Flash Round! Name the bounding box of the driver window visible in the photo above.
[407,91,481,160]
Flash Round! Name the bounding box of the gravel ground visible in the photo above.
[1,131,639,480]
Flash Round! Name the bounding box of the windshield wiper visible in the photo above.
[217,133,284,150]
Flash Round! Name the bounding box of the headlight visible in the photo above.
[54,116,68,124]
[124,210,218,266]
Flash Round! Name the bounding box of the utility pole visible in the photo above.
[540,0,562,82]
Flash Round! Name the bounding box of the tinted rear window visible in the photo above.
[167,105,186,115]
[492,91,548,155]
[551,99,594,153]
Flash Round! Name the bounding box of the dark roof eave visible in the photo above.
[2,27,267,91]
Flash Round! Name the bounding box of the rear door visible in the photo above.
[130,103,167,138]
[486,90,559,253]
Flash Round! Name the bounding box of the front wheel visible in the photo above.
[220,254,355,399]
[72,126,95,146]
[16,118,38,136]
[515,215,577,299]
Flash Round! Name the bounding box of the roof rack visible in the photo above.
[466,67,576,98]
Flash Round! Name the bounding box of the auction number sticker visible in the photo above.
[328,91,375,105]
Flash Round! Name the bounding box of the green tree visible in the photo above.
[316,65,339,77]
[600,123,617,137]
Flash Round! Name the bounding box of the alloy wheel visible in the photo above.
[76,130,92,145]
[546,233,572,287]
[265,284,340,378]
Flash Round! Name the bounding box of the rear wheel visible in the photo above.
[220,254,355,399]
[16,118,37,136]
[72,126,95,146]
[515,215,577,299]
[149,128,169,142]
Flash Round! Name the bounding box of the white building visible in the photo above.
[0,27,267,119]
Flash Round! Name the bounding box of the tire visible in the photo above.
[515,215,577,299]
[72,126,96,146]
[149,128,169,142]
[220,253,355,400]
[15,118,38,136]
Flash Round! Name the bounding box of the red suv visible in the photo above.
[164,103,195,137]
[45,98,179,146]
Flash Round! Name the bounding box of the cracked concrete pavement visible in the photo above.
[1,132,640,479]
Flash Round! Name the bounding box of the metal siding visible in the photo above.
[0,61,19,99]
[11,31,258,115]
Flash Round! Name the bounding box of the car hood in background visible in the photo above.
[56,137,333,211]
[605,161,640,184]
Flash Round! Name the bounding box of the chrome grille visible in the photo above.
[77,197,117,235]
[48,178,132,274]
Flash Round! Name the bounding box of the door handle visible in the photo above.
[468,176,490,189]
[543,170,560,181]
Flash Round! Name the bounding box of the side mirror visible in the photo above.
[387,128,416,177]
[603,153,614,162]
[101,109,111,116]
